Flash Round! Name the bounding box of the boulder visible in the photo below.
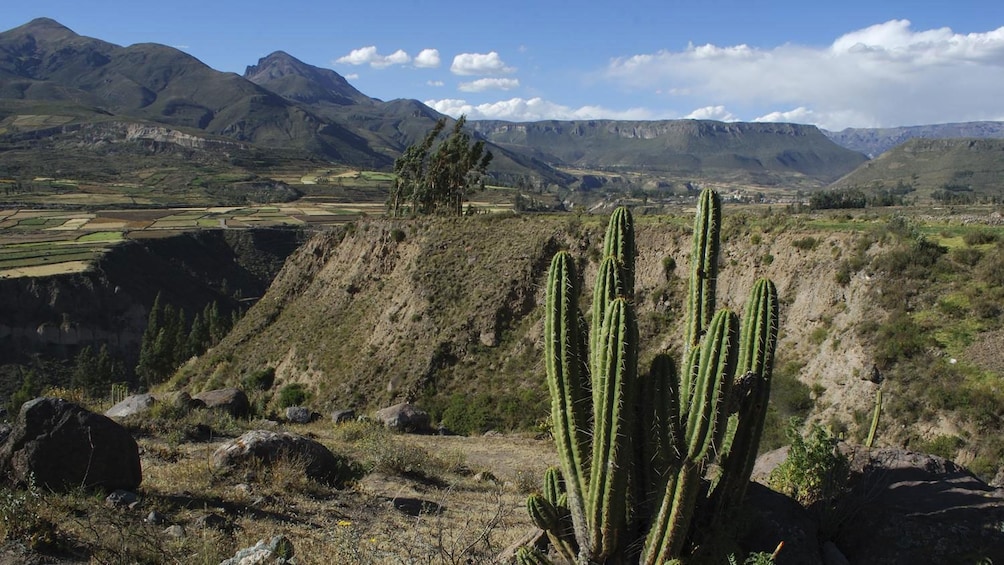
[193,388,250,418]
[285,406,318,424]
[330,409,356,424]
[105,391,205,420]
[104,393,156,419]
[0,397,141,492]
[212,430,351,486]
[739,482,823,565]
[831,446,1004,564]
[374,402,430,433]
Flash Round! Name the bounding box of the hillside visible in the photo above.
[829,137,1004,203]
[471,119,868,190]
[173,212,1004,478]
[823,121,1004,158]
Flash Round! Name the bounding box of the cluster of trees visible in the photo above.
[135,294,237,387]
[809,184,913,210]
[388,115,493,217]
[71,344,125,396]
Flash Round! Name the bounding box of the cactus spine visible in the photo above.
[532,189,779,564]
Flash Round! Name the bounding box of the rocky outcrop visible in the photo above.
[831,446,1004,565]
[105,391,204,419]
[0,397,141,491]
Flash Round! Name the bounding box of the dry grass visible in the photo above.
[0,414,557,564]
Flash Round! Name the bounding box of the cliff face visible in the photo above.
[0,229,306,366]
[178,215,884,441]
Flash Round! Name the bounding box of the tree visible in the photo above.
[389,115,493,216]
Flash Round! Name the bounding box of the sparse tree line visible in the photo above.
[388,115,493,217]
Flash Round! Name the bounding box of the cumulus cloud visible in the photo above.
[335,45,411,68]
[458,78,520,92]
[414,48,441,68]
[605,20,1004,129]
[427,80,444,87]
[424,97,653,122]
[450,52,515,75]
[685,105,737,121]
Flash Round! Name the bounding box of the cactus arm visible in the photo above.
[590,256,624,386]
[603,207,636,296]
[686,189,722,351]
[587,297,638,561]
[543,251,592,547]
[866,389,882,448]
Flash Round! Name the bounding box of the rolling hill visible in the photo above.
[823,122,1004,158]
[829,137,1004,203]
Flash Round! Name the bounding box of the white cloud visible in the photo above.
[345,73,359,80]
[427,80,444,87]
[605,20,1004,129]
[458,78,520,92]
[450,52,515,76]
[424,97,653,122]
[414,48,441,68]
[685,105,737,121]
[335,45,411,69]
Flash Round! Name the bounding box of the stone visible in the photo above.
[330,409,356,424]
[373,402,430,433]
[220,535,294,565]
[104,391,205,420]
[192,388,250,418]
[212,429,352,486]
[104,393,156,419]
[739,482,823,565]
[831,446,1004,564]
[163,524,186,538]
[285,406,318,424]
[0,397,141,492]
[146,510,165,525]
[105,489,139,508]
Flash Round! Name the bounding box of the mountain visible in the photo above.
[0,18,869,193]
[0,18,387,167]
[471,119,868,188]
[829,137,1004,202]
[823,122,1004,158]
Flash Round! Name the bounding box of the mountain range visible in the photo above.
[2,17,1004,195]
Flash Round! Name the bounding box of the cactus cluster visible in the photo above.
[523,189,779,564]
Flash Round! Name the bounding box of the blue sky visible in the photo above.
[4,1,1004,130]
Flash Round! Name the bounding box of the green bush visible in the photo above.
[243,367,275,391]
[791,236,819,251]
[769,420,849,507]
[278,383,310,408]
[962,230,998,246]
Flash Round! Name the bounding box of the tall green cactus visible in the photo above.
[531,189,779,564]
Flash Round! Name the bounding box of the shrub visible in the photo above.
[768,420,849,507]
[243,367,275,391]
[962,230,998,246]
[277,383,310,408]
[791,236,818,251]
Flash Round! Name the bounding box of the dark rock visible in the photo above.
[194,512,233,532]
[285,406,318,424]
[374,402,429,433]
[330,409,355,424]
[821,541,850,565]
[740,482,823,565]
[832,446,1004,565]
[146,510,165,525]
[0,423,11,445]
[221,535,294,565]
[0,397,141,492]
[212,429,352,486]
[193,388,250,418]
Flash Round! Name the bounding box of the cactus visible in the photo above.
[528,189,779,564]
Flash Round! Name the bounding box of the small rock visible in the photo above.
[330,409,356,424]
[473,471,498,483]
[163,524,185,538]
[146,510,165,525]
[106,489,139,508]
[104,393,156,419]
[285,406,318,424]
[220,535,294,565]
[194,512,232,532]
